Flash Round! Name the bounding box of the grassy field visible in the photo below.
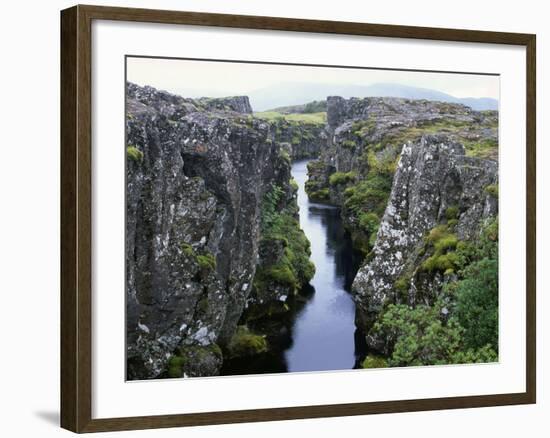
[254,111,327,125]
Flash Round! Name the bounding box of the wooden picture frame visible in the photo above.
[61,4,536,433]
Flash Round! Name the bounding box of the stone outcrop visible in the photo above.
[267,118,327,160]
[351,135,498,349]
[306,96,498,252]
[126,83,304,379]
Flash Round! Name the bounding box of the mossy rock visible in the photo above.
[226,326,268,358]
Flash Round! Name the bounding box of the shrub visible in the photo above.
[127,145,144,162]
[227,326,268,358]
[329,171,357,186]
[373,303,464,366]
[454,258,498,350]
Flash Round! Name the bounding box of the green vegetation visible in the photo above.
[167,355,187,378]
[485,184,499,198]
[329,171,357,186]
[362,355,388,369]
[463,138,499,159]
[452,258,498,350]
[127,145,144,162]
[254,111,327,125]
[197,253,216,272]
[445,205,459,220]
[255,185,315,292]
[226,326,268,358]
[290,178,299,191]
[341,139,357,150]
[373,217,499,367]
[339,150,397,253]
[421,224,460,273]
[307,188,330,202]
[166,344,223,377]
[279,148,291,164]
[181,243,195,258]
[351,118,376,137]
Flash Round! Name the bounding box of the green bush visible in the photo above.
[127,145,144,162]
[453,258,498,350]
[373,303,464,366]
[329,171,357,186]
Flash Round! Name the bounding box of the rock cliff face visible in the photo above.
[351,135,498,345]
[126,83,306,379]
[306,96,498,251]
[303,96,499,353]
[266,118,327,160]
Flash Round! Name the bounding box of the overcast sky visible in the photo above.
[126,57,499,102]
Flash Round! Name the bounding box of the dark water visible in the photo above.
[221,159,365,375]
[285,159,365,372]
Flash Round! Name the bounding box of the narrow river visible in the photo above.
[285,159,365,372]
[221,159,365,376]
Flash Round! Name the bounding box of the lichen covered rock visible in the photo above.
[351,134,498,349]
[126,83,310,379]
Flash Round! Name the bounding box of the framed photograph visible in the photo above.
[60,4,536,433]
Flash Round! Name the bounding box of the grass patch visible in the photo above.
[254,111,327,125]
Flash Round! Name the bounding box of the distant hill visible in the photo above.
[249,82,498,112]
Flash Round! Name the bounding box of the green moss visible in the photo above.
[167,355,186,378]
[342,139,357,150]
[197,253,216,271]
[422,252,460,272]
[362,355,388,369]
[445,206,459,220]
[434,234,458,253]
[422,224,460,273]
[484,184,499,198]
[329,171,357,186]
[352,119,376,137]
[290,178,299,191]
[227,326,268,358]
[181,243,195,258]
[127,145,144,162]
